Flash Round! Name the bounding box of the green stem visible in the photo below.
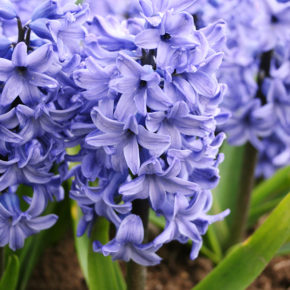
[227,143,258,247]
[126,199,149,290]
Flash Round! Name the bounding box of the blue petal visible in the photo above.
[190,240,202,260]
[26,188,47,217]
[124,136,140,175]
[12,42,27,67]
[90,107,124,134]
[86,131,124,147]
[0,58,13,81]
[9,226,25,251]
[28,71,58,88]
[137,125,171,156]
[135,29,160,49]
[119,175,148,201]
[116,214,144,244]
[131,245,162,266]
[1,73,25,106]
[27,214,58,231]
[149,178,166,210]
[27,44,53,73]
[31,0,61,21]
[0,1,17,19]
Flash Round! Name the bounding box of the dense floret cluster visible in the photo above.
[197,0,290,178]
[0,0,229,265]
[69,0,229,265]
[0,0,84,250]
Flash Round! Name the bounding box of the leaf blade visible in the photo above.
[0,255,20,290]
[87,217,126,290]
[193,193,290,290]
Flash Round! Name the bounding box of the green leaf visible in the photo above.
[248,197,281,227]
[247,166,290,227]
[149,209,165,228]
[0,255,20,290]
[203,143,245,252]
[193,193,290,290]
[277,242,290,256]
[204,226,222,261]
[251,166,290,207]
[212,143,245,227]
[71,201,90,281]
[71,201,126,289]
[87,217,125,290]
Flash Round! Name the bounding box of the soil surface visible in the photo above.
[28,231,290,290]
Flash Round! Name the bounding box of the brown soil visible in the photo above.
[28,231,290,290]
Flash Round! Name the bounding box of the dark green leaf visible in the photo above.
[212,143,245,228]
[71,201,90,281]
[87,217,125,290]
[247,166,290,227]
[251,166,290,207]
[0,255,20,290]
[277,242,290,256]
[193,193,290,290]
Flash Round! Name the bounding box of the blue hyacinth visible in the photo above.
[0,0,229,265]
[0,0,84,250]
[68,0,229,265]
[199,0,290,178]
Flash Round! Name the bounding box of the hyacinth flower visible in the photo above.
[153,192,230,259]
[193,0,290,248]
[65,1,231,281]
[0,190,58,251]
[0,0,88,253]
[94,214,162,266]
[0,0,229,279]
[70,167,131,230]
[110,52,171,117]
[0,42,57,106]
[48,4,89,61]
[135,10,200,68]
[119,158,200,210]
[73,56,116,101]
[145,101,215,148]
[86,108,171,174]
[1,0,289,290]
[199,0,290,178]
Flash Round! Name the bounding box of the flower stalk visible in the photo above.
[227,50,273,247]
[227,143,258,246]
[126,199,149,290]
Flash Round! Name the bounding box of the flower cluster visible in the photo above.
[0,0,84,250]
[69,0,229,265]
[197,0,290,178]
[0,0,229,264]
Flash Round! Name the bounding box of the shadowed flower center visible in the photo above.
[139,80,147,88]
[17,66,27,75]
[160,33,171,41]
[271,15,279,24]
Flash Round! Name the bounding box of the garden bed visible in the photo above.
[28,231,290,290]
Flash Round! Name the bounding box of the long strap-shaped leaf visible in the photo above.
[71,200,125,290]
[87,217,126,290]
[193,193,290,290]
[0,255,20,290]
[248,166,290,227]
